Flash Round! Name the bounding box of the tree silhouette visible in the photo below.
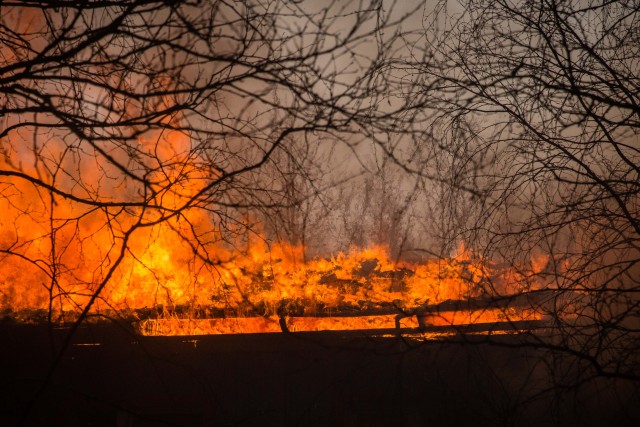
[402,0,640,385]
[2,1,639,425]
[0,0,420,318]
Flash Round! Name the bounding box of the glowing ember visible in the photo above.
[136,315,420,336]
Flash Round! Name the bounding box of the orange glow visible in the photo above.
[1,115,546,335]
[136,315,420,336]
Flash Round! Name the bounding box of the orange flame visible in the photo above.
[0,107,547,335]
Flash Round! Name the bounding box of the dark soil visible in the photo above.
[1,321,638,427]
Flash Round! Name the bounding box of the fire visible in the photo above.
[1,107,547,335]
[1,208,546,335]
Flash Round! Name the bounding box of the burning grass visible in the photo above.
[0,117,551,334]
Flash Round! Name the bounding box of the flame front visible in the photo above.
[0,114,547,335]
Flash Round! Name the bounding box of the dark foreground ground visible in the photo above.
[1,321,638,427]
